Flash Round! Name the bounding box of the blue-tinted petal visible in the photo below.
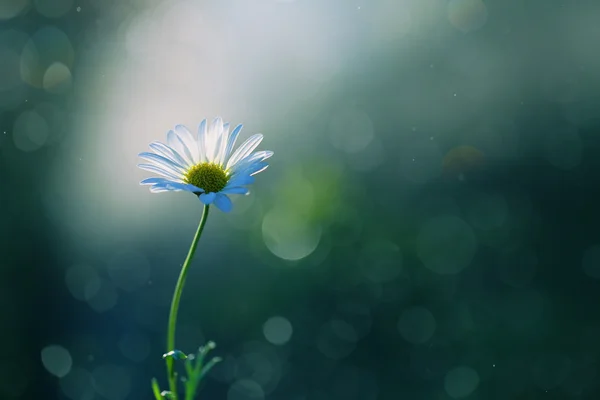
[226,174,255,188]
[199,192,217,204]
[149,141,190,168]
[137,164,182,180]
[223,124,243,164]
[149,184,172,193]
[167,130,195,166]
[205,118,224,163]
[214,122,230,166]
[140,177,171,186]
[159,182,204,193]
[229,151,273,175]
[197,119,208,163]
[213,193,233,212]
[232,161,268,178]
[220,186,249,195]
[174,124,199,163]
[138,152,187,174]
[226,134,264,170]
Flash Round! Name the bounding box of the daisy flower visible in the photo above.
[138,117,272,212]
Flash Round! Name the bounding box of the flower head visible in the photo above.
[138,118,272,212]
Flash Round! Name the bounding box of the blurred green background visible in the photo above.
[2,0,600,399]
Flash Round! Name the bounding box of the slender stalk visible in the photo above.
[166,205,210,399]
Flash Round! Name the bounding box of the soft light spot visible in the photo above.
[65,264,101,301]
[0,0,29,20]
[397,306,436,344]
[87,279,118,313]
[328,107,375,154]
[417,215,477,275]
[262,207,321,261]
[448,0,488,33]
[59,367,94,400]
[34,0,73,18]
[20,26,74,88]
[92,365,131,400]
[444,366,480,398]
[316,320,357,360]
[263,316,293,346]
[13,110,49,152]
[41,345,72,378]
[228,379,265,400]
[43,62,72,94]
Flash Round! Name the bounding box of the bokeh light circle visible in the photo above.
[12,110,49,152]
[262,207,321,261]
[34,0,73,18]
[43,62,72,94]
[0,0,29,20]
[447,0,488,33]
[65,264,101,301]
[317,319,358,360]
[417,215,477,274]
[228,379,265,400]
[41,345,72,378]
[20,26,74,88]
[328,107,375,154]
[92,364,131,400]
[397,306,436,344]
[263,316,293,345]
[59,367,95,400]
[444,366,480,398]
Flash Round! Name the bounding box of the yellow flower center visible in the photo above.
[184,163,229,193]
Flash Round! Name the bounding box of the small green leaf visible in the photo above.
[160,390,175,399]
[163,350,188,360]
[151,378,162,400]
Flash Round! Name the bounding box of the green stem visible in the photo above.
[166,205,210,399]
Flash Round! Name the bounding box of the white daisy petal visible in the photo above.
[223,124,243,164]
[247,162,269,176]
[214,122,230,166]
[149,142,190,168]
[226,134,264,170]
[140,177,172,185]
[167,130,195,166]
[174,125,199,163]
[197,119,208,163]
[138,117,272,213]
[150,185,172,193]
[205,117,223,163]
[225,174,255,188]
[137,164,183,181]
[229,151,273,175]
[138,152,187,176]
[156,182,203,193]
